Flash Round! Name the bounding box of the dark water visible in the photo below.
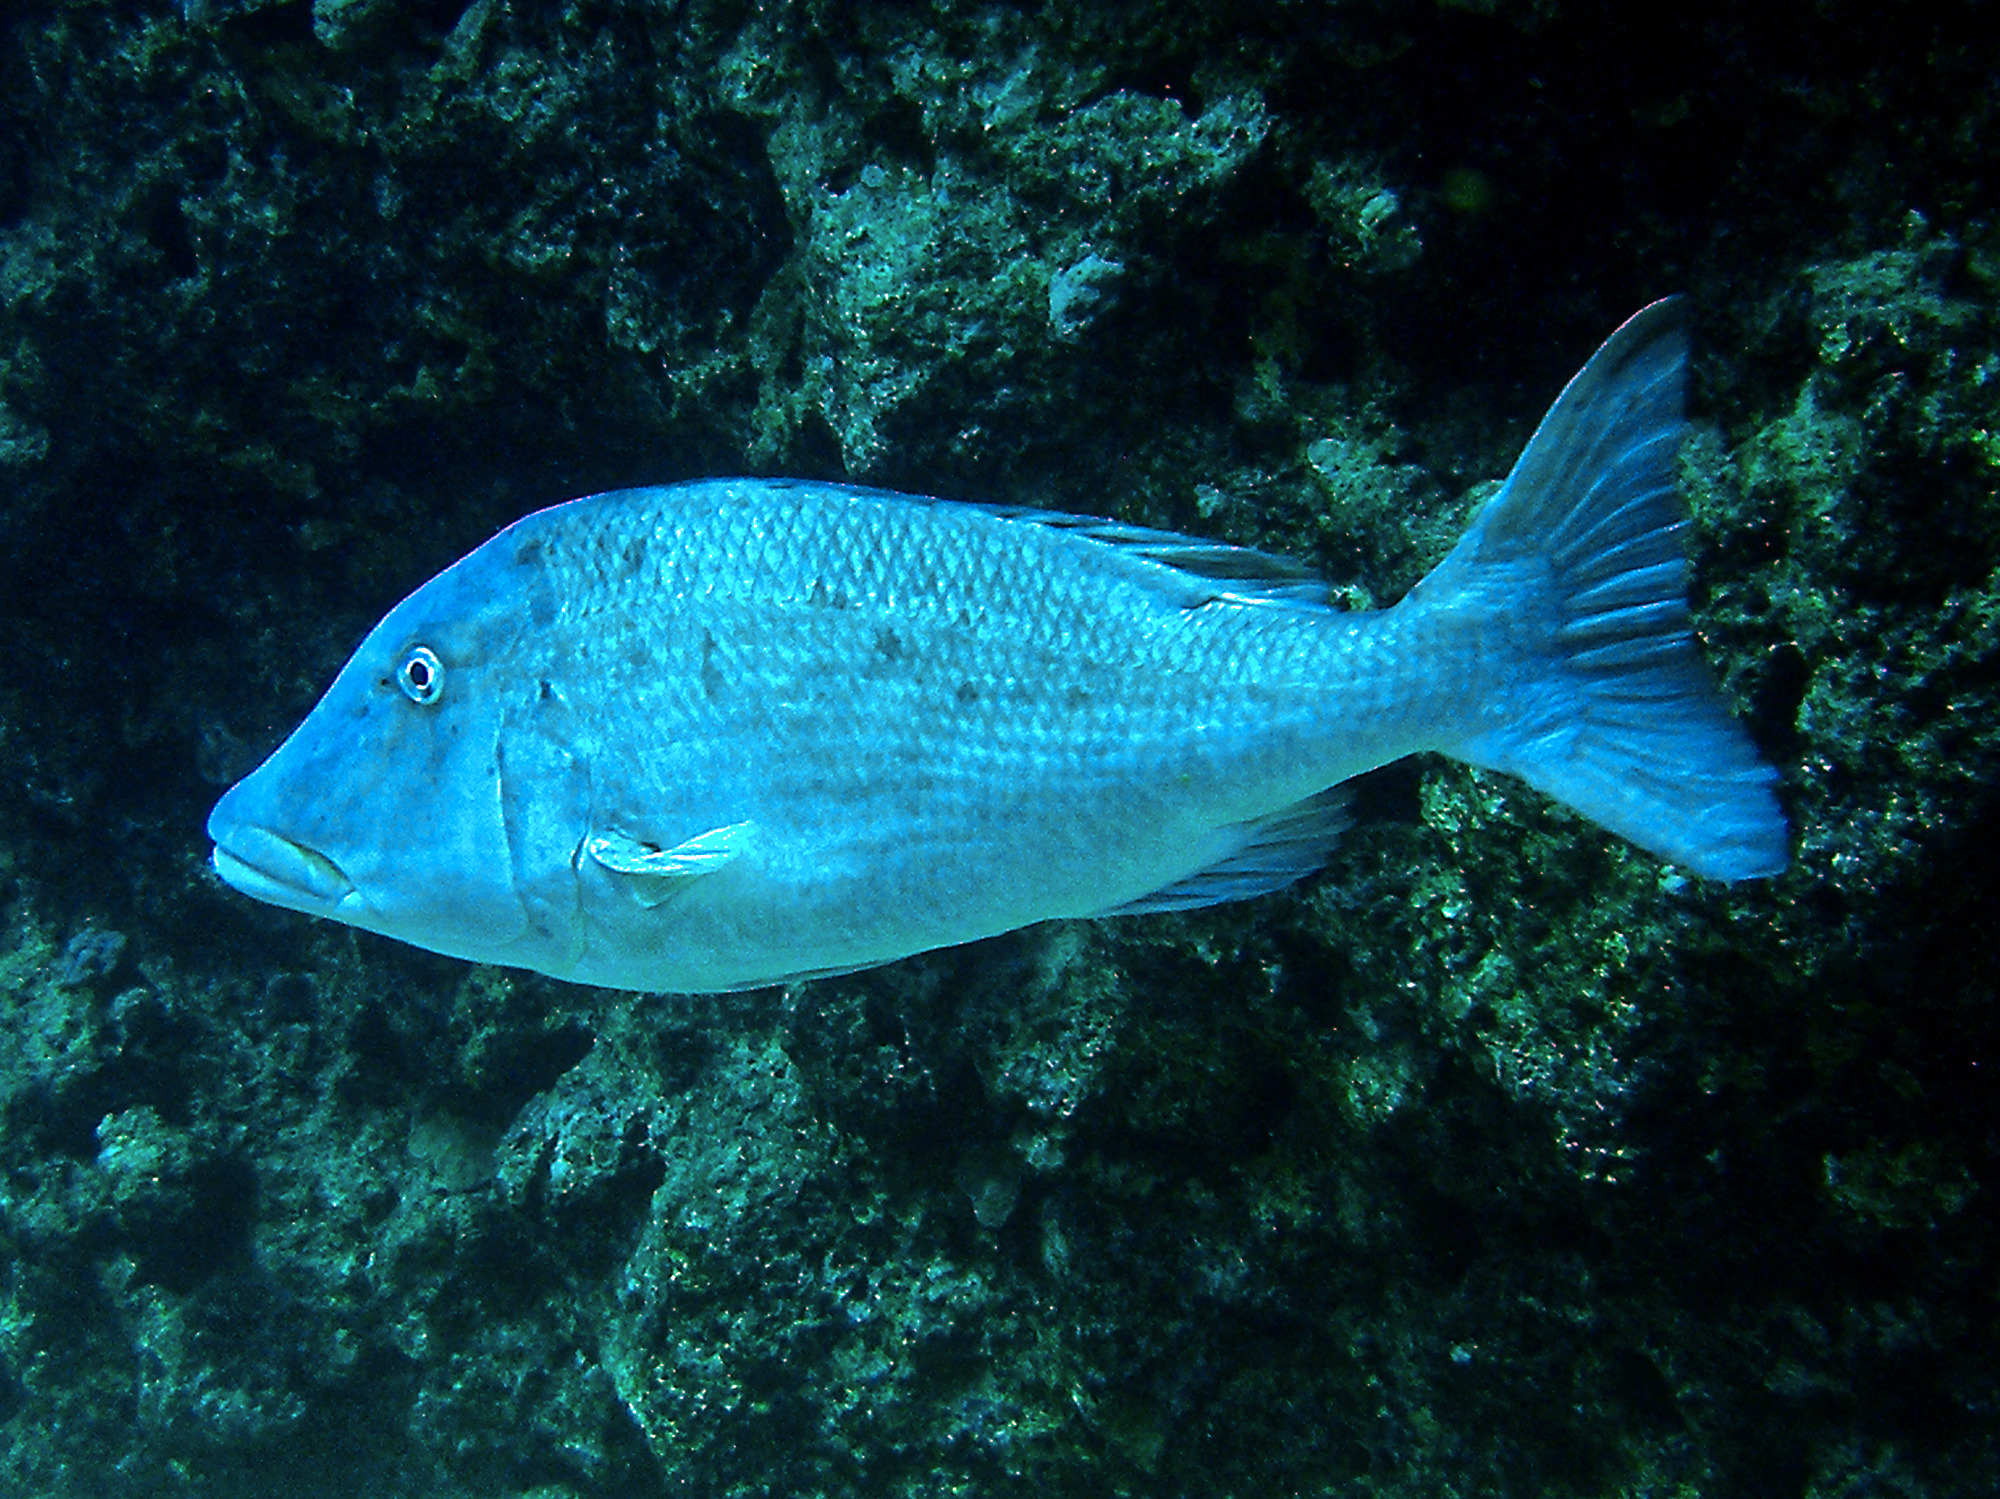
[1,1,1995,1495]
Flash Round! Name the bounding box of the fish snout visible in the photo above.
[207,803,361,918]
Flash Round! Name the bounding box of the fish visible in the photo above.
[207,299,1786,992]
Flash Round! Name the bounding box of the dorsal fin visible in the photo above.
[758,478,1336,607]
[979,506,1334,605]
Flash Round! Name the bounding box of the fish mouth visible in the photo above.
[210,824,365,918]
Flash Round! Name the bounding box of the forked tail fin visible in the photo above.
[1409,299,1787,880]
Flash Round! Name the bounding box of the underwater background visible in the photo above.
[1,0,1995,1495]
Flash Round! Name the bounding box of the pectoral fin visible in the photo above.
[588,821,755,907]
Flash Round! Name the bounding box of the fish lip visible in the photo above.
[210,825,361,916]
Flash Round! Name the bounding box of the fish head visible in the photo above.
[208,524,558,968]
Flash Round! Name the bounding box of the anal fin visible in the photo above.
[1091,787,1353,917]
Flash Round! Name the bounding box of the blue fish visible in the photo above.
[208,300,1785,991]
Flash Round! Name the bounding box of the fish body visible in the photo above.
[208,301,1786,991]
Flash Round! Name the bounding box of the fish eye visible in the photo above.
[397,646,445,705]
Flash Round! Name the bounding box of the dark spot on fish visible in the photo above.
[620,535,648,578]
[700,631,725,700]
[527,575,557,627]
[539,679,555,701]
[514,537,543,568]
[955,681,979,704]
[875,628,903,661]
[808,578,849,609]
[1064,686,1091,709]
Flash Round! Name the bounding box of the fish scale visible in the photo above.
[209,301,1786,992]
[571,489,1326,852]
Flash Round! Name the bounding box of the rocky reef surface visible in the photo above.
[1,1,1995,1495]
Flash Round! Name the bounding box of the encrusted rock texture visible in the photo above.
[1,1,1994,1495]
